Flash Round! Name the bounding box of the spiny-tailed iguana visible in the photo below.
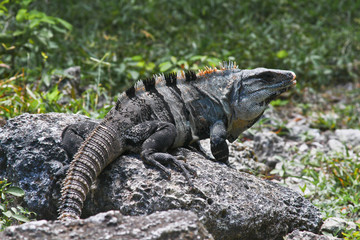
[59,61,296,220]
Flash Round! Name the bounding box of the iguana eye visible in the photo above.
[257,72,274,81]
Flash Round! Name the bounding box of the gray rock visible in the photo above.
[253,131,285,168]
[229,141,270,174]
[0,113,99,219]
[199,139,269,174]
[288,125,311,140]
[320,217,357,238]
[335,129,360,148]
[0,209,213,240]
[0,113,323,240]
[327,139,345,153]
[285,229,341,240]
[298,143,309,153]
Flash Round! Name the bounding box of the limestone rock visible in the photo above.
[285,230,341,240]
[253,131,285,168]
[0,113,99,219]
[327,139,345,153]
[335,129,360,149]
[0,113,323,240]
[320,217,357,238]
[0,210,213,240]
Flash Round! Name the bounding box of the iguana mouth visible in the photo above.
[279,71,296,90]
[263,73,296,105]
[290,72,297,86]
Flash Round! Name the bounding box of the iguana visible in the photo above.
[59,61,296,220]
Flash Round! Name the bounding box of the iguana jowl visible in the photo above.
[59,61,296,220]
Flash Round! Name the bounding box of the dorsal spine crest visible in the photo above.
[164,72,177,86]
[142,77,156,91]
[219,61,238,70]
[123,61,239,98]
[125,86,136,98]
[185,70,197,82]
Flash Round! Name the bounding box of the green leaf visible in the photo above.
[270,99,289,107]
[131,55,143,61]
[206,57,222,67]
[42,73,51,87]
[28,10,46,20]
[26,86,39,100]
[11,214,30,223]
[276,50,288,59]
[159,61,172,72]
[145,62,155,71]
[190,55,206,61]
[5,186,25,197]
[136,61,145,67]
[20,0,33,8]
[47,88,60,102]
[170,56,177,64]
[16,9,28,22]
[10,207,18,214]
[127,70,139,80]
[55,18,72,31]
[3,210,12,218]
[29,19,41,29]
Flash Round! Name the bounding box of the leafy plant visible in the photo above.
[310,113,338,131]
[297,150,360,221]
[0,179,36,231]
[0,0,72,82]
[343,224,360,240]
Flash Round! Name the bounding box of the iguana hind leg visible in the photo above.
[61,121,99,159]
[124,121,196,185]
[57,121,99,180]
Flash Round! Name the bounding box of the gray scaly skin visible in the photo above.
[58,61,296,220]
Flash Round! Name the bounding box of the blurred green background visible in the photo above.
[1,0,359,117]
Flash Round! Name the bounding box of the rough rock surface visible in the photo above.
[0,113,99,219]
[0,113,323,240]
[285,230,341,240]
[0,210,213,240]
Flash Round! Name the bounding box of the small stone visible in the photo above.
[320,217,357,237]
[285,229,341,240]
[335,129,360,148]
[327,139,345,153]
[298,143,309,152]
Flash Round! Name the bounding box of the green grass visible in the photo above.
[1,0,359,98]
[300,151,360,221]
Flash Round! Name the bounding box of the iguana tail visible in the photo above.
[58,123,120,221]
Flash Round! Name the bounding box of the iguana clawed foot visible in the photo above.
[141,151,196,187]
[188,141,216,161]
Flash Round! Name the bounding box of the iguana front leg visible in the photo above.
[124,121,196,185]
[210,120,229,163]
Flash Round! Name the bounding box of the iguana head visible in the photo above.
[229,68,296,121]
